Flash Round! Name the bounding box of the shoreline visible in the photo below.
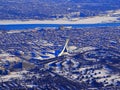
[0,9,119,25]
[0,16,119,25]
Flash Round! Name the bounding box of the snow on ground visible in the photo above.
[0,53,20,62]
[74,46,97,53]
[0,70,28,82]
[68,46,77,51]
[106,9,120,15]
[0,9,119,25]
[0,16,117,25]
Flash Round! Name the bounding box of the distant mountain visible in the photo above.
[0,0,120,20]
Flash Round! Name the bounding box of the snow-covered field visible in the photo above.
[0,10,120,25]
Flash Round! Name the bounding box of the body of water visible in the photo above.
[0,23,120,30]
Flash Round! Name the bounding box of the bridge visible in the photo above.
[58,39,69,57]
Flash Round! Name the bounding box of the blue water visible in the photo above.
[0,23,120,30]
